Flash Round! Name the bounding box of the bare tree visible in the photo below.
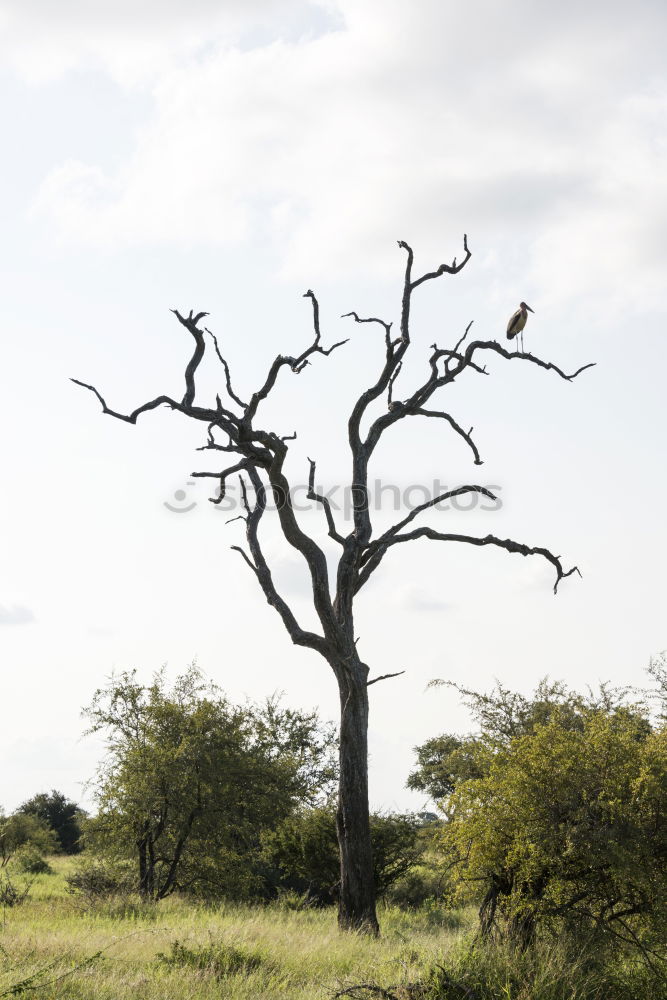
[73,237,594,933]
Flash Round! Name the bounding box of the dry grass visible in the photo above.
[0,858,468,999]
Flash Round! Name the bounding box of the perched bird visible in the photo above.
[506,302,534,353]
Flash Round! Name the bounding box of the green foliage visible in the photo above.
[65,857,135,901]
[0,812,57,868]
[83,664,338,901]
[260,806,424,905]
[156,939,270,978]
[408,733,486,800]
[421,933,667,1000]
[384,864,452,912]
[2,865,664,1000]
[17,790,85,854]
[412,679,667,960]
[14,846,53,875]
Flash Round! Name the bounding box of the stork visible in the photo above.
[506,302,534,353]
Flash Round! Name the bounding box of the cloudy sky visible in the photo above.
[1,0,666,813]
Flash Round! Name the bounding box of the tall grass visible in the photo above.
[0,858,467,999]
[0,858,663,1000]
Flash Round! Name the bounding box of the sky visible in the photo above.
[1,0,666,814]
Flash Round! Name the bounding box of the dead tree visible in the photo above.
[73,237,594,934]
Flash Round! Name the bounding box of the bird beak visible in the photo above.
[526,304,535,313]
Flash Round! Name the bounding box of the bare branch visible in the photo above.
[368,485,496,553]
[407,408,483,465]
[387,361,403,409]
[363,327,594,459]
[453,319,474,356]
[206,329,248,409]
[360,527,580,595]
[71,379,218,425]
[238,468,329,655]
[191,459,249,504]
[342,311,393,352]
[171,308,209,407]
[410,234,471,290]
[367,670,405,687]
[230,544,258,575]
[307,458,346,546]
[243,290,348,424]
[462,340,596,382]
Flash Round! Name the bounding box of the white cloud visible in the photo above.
[0,604,35,625]
[0,0,335,85]
[23,0,667,319]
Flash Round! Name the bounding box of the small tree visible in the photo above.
[411,680,667,959]
[83,666,337,900]
[18,790,85,854]
[74,238,593,931]
[0,812,57,867]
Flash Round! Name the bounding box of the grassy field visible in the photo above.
[1,858,662,1000]
[0,857,469,999]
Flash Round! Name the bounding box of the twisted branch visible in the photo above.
[207,329,247,409]
[307,458,345,545]
[171,308,209,407]
[407,408,483,465]
[357,528,580,595]
[233,469,329,654]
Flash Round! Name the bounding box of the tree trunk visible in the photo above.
[137,832,150,901]
[335,669,379,934]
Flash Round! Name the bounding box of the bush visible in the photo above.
[261,806,424,905]
[385,865,453,910]
[65,858,134,901]
[414,679,667,953]
[421,935,667,1000]
[0,813,58,866]
[156,939,269,979]
[0,872,33,907]
[15,846,53,875]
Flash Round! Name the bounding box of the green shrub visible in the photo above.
[15,846,53,875]
[261,806,424,905]
[65,858,134,901]
[386,866,453,910]
[421,936,667,1000]
[156,939,269,979]
[0,812,58,866]
[0,872,33,907]
[414,679,667,953]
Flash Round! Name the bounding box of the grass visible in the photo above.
[0,858,663,1000]
[0,857,469,999]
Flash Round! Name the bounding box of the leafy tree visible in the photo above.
[83,665,338,901]
[260,806,424,905]
[411,680,667,959]
[0,812,57,867]
[18,790,85,854]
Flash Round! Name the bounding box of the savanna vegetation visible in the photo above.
[2,658,667,999]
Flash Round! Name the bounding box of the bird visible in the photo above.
[506,302,535,353]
